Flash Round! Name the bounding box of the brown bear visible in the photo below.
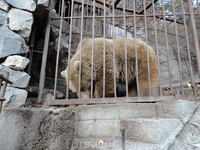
[61,38,158,98]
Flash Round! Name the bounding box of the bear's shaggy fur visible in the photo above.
[61,38,158,98]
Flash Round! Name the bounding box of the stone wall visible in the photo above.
[0,0,48,107]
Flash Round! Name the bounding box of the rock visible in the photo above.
[0,27,29,58]
[0,65,30,88]
[8,8,34,40]
[37,0,49,7]
[51,11,70,35]
[5,0,36,12]
[2,55,30,71]
[2,87,28,108]
[0,10,7,25]
[0,0,9,12]
[54,34,69,53]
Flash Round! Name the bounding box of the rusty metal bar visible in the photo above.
[27,19,37,77]
[143,0,151,96]
[66,0,75,99]
[188,0,200,79]
[171,0,184,96]
[0,74,12,84]
[103,1,106,98]
[112,0,117,98]
[133,0,140,97]
[54,0,65,98]
[51,13,197,20]
[77,0,85,98]
[44,95,195,106]
[90,0,95,98]
[38,0,53,103]
[180,0,195,98]
[123,0,128,97]
[151,0,162,96]
[162,0,172,93]
[0,73,12,114]
[198,3,200,22]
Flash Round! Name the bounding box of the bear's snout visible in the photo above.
[61,70,66,78]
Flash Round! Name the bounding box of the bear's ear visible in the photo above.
[74,61,80,71]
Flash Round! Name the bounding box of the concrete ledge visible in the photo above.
[75,100,197,121]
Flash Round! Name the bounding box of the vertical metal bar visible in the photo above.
[108,6,111,36]
[54,0,65,98]
[180,0,195,95]
[38,0,53,103]
[83,5,87,31]
[78,0,85,98]
[0,79,1,90]
[143,0,151,96]
[58,0,61,15]
[112,0,117,98]
[133,0,140,96]
[171,0,184,96]
[89,3,92,33]
[123,0,128,97]
[121,129,125,150]
[198,2,200,22]
[161,0,172,93]
[188,0,200,78]
[63,1,66,19]
[91,0,95,98]
[103,1,106,98]
[67,0,70,24]
[72,3,76,27]
[152,0,162,96]
[188,0,199,99]
[100,10,103,35]
[27,19,37,77]
[0,72,9,114]
[66,0,75,99]
[98,8,101,34]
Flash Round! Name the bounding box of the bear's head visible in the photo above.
[61,60,96,99]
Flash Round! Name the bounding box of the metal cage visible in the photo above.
[33,0,200,105]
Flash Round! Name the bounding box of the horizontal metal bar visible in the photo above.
[51,12,196,20]
[0,74,13,84]
[0,98,5,101]
[44,96,195,106]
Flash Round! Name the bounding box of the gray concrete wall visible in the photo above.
[149,43,198,87]
[0,100,200,150]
